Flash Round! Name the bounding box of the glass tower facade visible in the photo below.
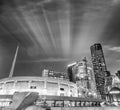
[90,43,107,99]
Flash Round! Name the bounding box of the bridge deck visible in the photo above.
[0,95,104,102]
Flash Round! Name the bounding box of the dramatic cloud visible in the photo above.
[108,47,120,52]
[0,0,120,78]
[104,45,120,53]
[19,57,70,63]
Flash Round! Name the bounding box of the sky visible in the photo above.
[0,0,120,78]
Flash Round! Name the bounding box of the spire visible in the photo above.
[9,45,19,78]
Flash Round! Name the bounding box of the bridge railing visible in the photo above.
[35,95,103,107]
[0,94,103,108]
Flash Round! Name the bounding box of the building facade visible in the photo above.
[0,76,78,97]
[90,43,107,99]
[42,69,69,80]
[105,71,113,93]
[67,58,97,98]
[112,75,120,89]
[67,62,77,82]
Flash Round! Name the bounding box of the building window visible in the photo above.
[30,81,44,89]
[0,83,3,90]
[46,82,58,95]
[30,86,36,89]
[60,88,64,91]
[15,81,29,90]
[4,81,14,89]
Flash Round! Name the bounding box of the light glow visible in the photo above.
[67,62,76,67]
[109,91,120,94]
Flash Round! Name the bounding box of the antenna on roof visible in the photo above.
[9,45,19,78]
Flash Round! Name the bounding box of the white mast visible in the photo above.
[9,45,19,78]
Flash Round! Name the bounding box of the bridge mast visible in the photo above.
[9,45,19,78]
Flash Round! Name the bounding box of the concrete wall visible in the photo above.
[0,77,77,97]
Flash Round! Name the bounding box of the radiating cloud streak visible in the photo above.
[0,0,120,77]
[104,45,120,53]
[109,47,120,52]
[41,5,57,52]
[16,5,54,56]
[58,1,71,57]
[72,0,113,58]
[19,57,70,63]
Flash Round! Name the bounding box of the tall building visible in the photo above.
[42,69,69,80]
[73,58,91,90]
[90,43,107,99]
[67,58,97,98]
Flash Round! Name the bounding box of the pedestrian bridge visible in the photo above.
[0,93,103,108]
[0,92,119,110]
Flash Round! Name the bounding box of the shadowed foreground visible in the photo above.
[1,92,120,110]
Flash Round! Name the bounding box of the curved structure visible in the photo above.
[106,87,120,106]
[109,87,120,94]
[0,76,78,97]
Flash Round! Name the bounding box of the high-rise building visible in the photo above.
[90,43,107,99]
[67,58,97,98]
[72,58,91,90]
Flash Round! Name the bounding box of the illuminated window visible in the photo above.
[46,82,58,90]
[0,83,3,90]
[30,81,44,89]
[4,81,14,89]
[15,80,29,90]
[46,82,58,95]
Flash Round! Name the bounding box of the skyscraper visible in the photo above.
[90,43,107,99]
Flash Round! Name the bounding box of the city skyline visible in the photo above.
[0,0,120,78]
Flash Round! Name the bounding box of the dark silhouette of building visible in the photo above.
[115,70,120,79]
[67,62,76,82]
[90,43,107,100]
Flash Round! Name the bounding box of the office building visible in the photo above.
[67,58,97,98]
[90,43,107,99]
[42,69,69,80]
